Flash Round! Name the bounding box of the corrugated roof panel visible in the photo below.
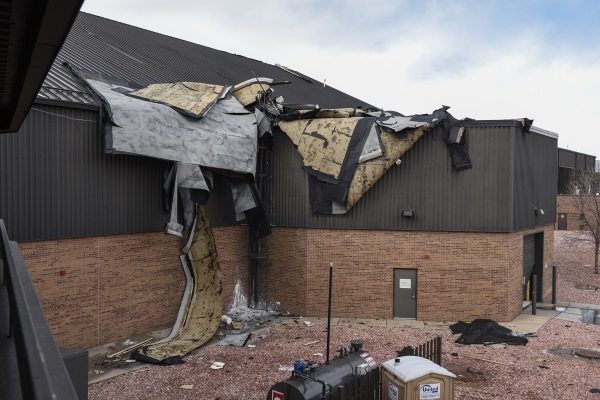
[37,12,370,109]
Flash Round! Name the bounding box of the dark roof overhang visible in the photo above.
[0,0,83,133]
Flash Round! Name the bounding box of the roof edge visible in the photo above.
[530,126,559,139]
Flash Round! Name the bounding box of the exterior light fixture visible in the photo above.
[402,210,414,218]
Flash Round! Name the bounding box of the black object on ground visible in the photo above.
[449,319,528,345]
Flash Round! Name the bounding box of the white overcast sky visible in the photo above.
[80,0,600,155]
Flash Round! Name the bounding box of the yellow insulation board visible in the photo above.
[129,82,224,117]
[232,83,271,106]
[278,118,361,179]
[142,206,222,361]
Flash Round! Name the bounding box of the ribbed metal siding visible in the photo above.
[512,130,557,231]
[0,104,170,241]
[271,132,310,227]
[587,155,596,171]
[205,173,241,227]
[272,125,514,232]
[558,148,576,168]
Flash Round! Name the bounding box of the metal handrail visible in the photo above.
[0,220,78,400]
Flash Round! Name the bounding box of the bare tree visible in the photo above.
[567,170,600,274]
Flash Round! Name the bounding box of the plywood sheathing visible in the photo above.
[278,118,361,179]
[141,206,222,361]
[346,125,429,209]
[129,82,225,118]
[232,83,271,106]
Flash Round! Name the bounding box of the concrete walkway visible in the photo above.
[278,302,595,334]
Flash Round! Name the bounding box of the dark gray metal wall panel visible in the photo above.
[587,155,596,171]
[205,173,241,228]
[558,148,576,169]
[272,125,514,232]
[512,131,557,231]
[0,104,170,241]
[557,167,574,194]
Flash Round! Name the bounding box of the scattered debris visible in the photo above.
[511,332,537,338]
[94,370,104,375]
[125,359,136,363]
[446,365,490,386]
[210,362,225,370]
[486,343,507,350]
[313,353,323,357]
[304,321,312,326]
[217,333,252,347]
[590,388,600,394]
[303,340,319,346]
[231,321,243,330]
[555,306,566,312]
[179,385,194,390]
[122,339,135,346]
[451,352,511,365]
[575,349,600,359]
[221,315,232,325]
[278,365,294,372]
[107,338,154,359]
[247,344,256,348]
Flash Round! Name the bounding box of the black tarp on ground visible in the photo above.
[450,319,528,345]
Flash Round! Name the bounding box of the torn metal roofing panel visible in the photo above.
[37,61,97,106]
[86,79,258,176]
[277,109,443,214]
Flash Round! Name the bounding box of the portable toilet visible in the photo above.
[381,356,455,400]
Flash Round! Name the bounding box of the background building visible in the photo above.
[556,147,596,231]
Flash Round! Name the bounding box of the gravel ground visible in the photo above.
[555,231,600,303]
[88,231,600,400]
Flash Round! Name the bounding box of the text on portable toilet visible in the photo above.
[389,382,399,400]
[420,382,441,399]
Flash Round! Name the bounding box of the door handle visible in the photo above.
[411,292,416,300]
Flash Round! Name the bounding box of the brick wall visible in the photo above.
[267,225,555,322]
[18,223,555,348]
[214,226,250,312]
[19,226,249,349]
[557,195,588,231]
[267,228,308,315]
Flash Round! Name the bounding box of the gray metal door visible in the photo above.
[558,214,567,230]
[523,234,536,299]
[393,269,417,319]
